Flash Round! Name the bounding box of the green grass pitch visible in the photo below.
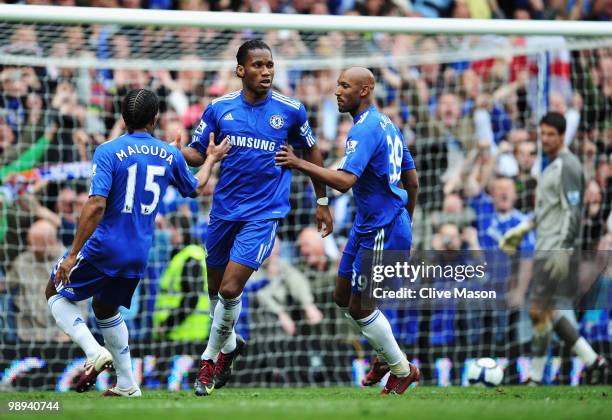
[1,387,610,420]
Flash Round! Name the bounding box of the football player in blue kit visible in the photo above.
[45,89,230,397]
[177,40,334,396]
[275,67,420,395]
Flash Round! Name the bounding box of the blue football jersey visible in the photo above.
[82,132,198,278]
[188,90,316,221]
[338,106,415,233]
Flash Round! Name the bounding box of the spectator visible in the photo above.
[46,80,90,163]
[431,192,477,231]
[0,66,27,134]
[513,140,538,214]
[431,223,480,251]
[0,112,16,162]
[582,179,605,249]
[298,226,331,272]
[2,220,66,342]
[477,176,535,251]
[152,212,210,341]
[56,186,77,247]
[412,0,452,17]
[0,24,43,57]
[549,91,581,146]
[256,239,324,335]
[0,191,60,271]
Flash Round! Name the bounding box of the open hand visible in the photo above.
[206,133,231,162]
[275,145,301,169]
[169,130,186,150]
[316,205,334,238]
[55,254,77,287]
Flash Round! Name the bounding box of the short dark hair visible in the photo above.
[121,89,159,132]
[539,111,566,135]
[236,39,272,65]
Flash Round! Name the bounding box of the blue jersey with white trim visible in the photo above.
[82,132,197,278]
[189,90,316,221]
[338,106,415,234]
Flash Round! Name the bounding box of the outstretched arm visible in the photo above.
[276,145,357,193]
[192,137,230,196]
[182,146,206,167]
[55,195,106,286]
[171,131,207,167]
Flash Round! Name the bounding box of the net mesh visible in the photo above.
[0,14,611,391]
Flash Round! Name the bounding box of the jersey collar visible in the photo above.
[240,89,272,107]
[353,105,376,124]
[127,131,154,139]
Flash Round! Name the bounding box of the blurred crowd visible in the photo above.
[0,1,610,346]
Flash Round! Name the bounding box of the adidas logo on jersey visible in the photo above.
[223,113,234,121]
[120,346,130,354]
[73,317,84,326]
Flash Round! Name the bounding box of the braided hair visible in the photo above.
[121,89,159,133]
[236,39,272,65]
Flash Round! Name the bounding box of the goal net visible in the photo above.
[0,5,610,391]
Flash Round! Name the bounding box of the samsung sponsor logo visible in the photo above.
[228,135,276,152]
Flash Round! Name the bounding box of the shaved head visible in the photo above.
[341,67,375,90]
[335,67,376,116]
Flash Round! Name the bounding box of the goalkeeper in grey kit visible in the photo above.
[500,111,608,384]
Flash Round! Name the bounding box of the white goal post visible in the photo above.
[1,4,612,36]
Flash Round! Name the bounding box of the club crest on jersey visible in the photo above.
[269,115,284,129]
[346,140,358,154]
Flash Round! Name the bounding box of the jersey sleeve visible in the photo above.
[559,156,584,249]
[519,230,536,253]
[288,104,316,150]
[89,145,114,197]
[400,132,416,171]
[171,150,198,198]
[188,104,218,155]
[338,129,375,178]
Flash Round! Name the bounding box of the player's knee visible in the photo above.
[207,267,225,295]
[348,299,375,320]
[218,283,242,300]
[348,306,373,321]
[92,298,118,320]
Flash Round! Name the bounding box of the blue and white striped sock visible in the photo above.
[97,313,136,389]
